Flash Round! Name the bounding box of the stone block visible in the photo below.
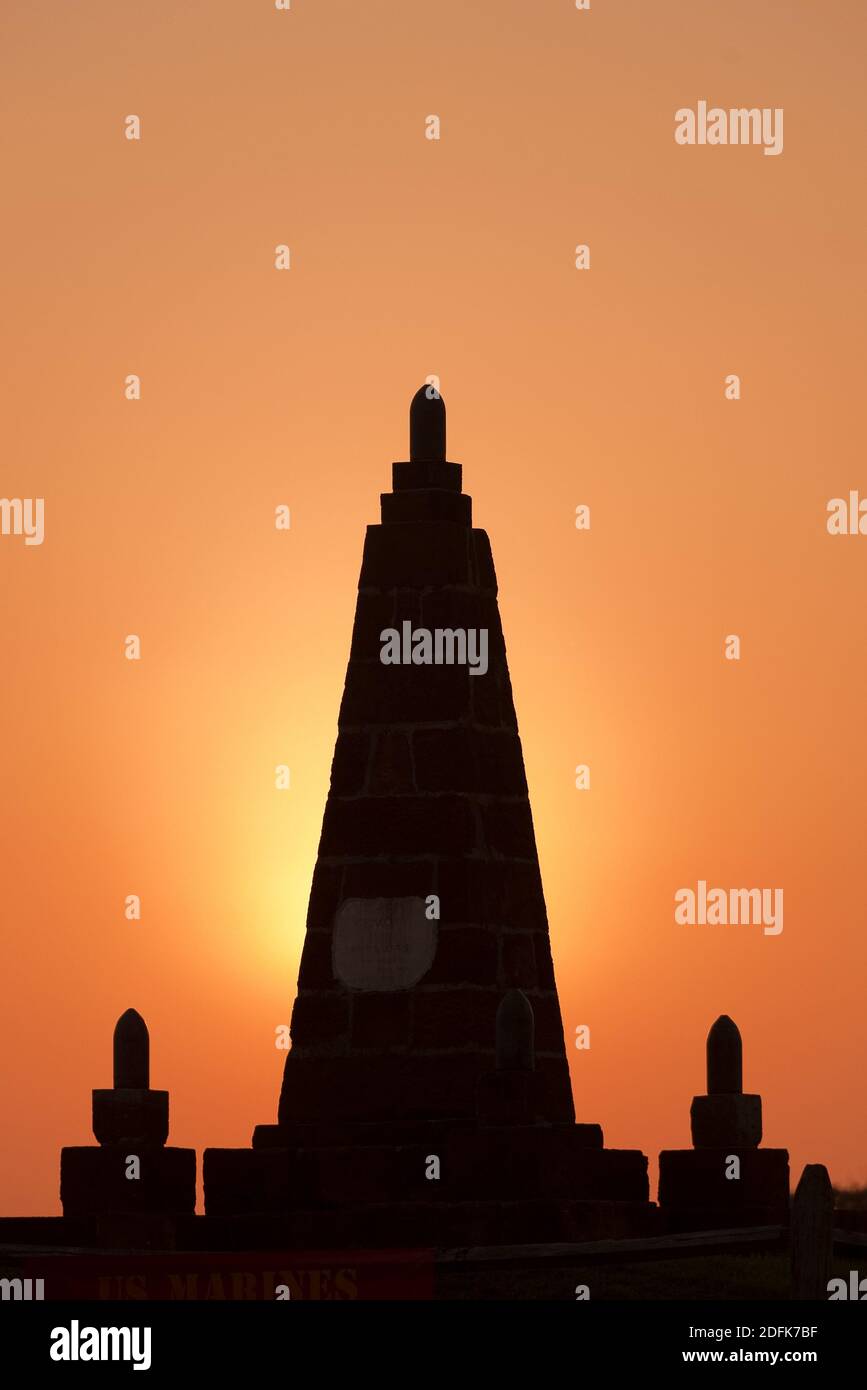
[482,800,537,858]
[380,490,471,526]
[278,1054,480,1126]
[338,660,471,727]
[348,591,394,661]
[328,730,370,795]
[304,863,344,931]
[443,1129,642,1202]
[61,1145,195,1217]
[91,1088,169,1146]
[420,589,484,631]
[476,1069,534,1125]
[500,931,537,988]
[435,858,546,933]
[576,1148,650,1202]
[203,1147,293,1218]
[501,862,549,928]
[690,1092,762,1148]
[529,992,568,1053]
[253,1115,462,1151]
[296,932,335,990]
[368,731,414,795]
[342,860,436,899]
[320,795,477,857]
[534,1056,577,1122]
[351,992,412,1049]
[390,589,423,628]
[290,992,350,1052]
[359,522,472,588]
[391,460,462,493]
[206,1129,653,1235]
[411,728,527,797]
[470,668,516,730]
[307,1144,428,1206]
[471,530,498,592]
[412,988,498,1049]
[413,727,478,793]
[661,1204,787,1234]
[658,1147,790,1219]
[532,931,557,987]
[252,1124,286,1149]
[424,927,498,987]
[475,732,528,795]
[435,858,503,925]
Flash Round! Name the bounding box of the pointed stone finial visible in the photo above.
[409,384,446,463]
[496,989,535,1071]
[113,1008,149,1090]
[707,1014,742,1095]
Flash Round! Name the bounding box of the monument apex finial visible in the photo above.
[409,384,446,463]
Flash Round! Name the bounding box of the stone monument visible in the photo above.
[658,1015,789,1231]
[204,388,653,1245]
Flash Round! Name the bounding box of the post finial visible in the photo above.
[113,1008,149,1090]
[707,1014,742,1095]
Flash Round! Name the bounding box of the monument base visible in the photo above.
[203,1121,652,1245]
[60,1145,196,1218]
[657,1147,789,1231]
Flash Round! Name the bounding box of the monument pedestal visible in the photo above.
[61,1144,195,1218]
[204,1121,652,1244]
[658,1148,790,1232]
[207,1034,651,1242]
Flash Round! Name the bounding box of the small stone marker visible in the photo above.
[658,1016,790,1230]
[790,1164,833,1300]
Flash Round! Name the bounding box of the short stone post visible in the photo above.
[790,1164,833,1300]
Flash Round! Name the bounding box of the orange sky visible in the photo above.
[2,0,866,1214]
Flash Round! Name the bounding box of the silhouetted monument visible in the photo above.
[60,1010,195,1218]
[204,387,652,1243]
[658,1016,789,1231]
[0,389,847,1297]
